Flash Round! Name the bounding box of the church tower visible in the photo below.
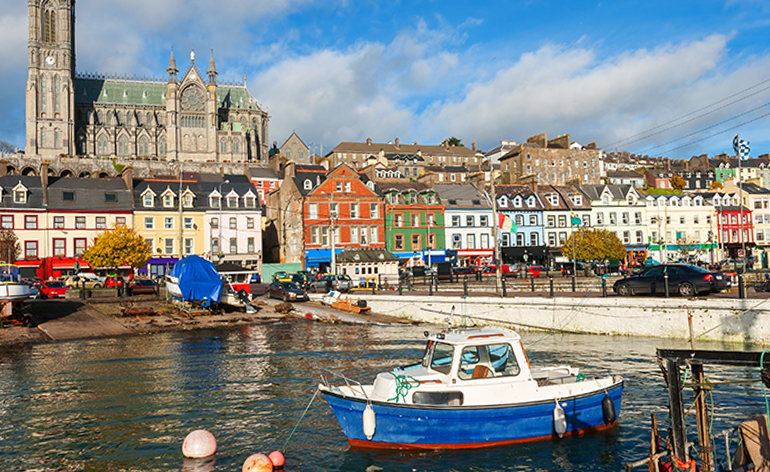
[26,0,76,157]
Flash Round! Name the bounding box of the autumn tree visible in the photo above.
[710,181,723,190]
[82,224,151,271]
[0,229,21,263]
[561,228,627,262]
[671,175,686,190]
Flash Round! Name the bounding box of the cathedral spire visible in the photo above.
[207,49,218,85]
[167,47,178,83]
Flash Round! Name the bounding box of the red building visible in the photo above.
[717,205,754,259]
[302,164,385,271]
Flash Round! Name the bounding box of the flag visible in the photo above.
[733,135,750,160]
[570,211,582,226]
[498,213,517,233]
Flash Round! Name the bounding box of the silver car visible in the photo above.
[309,275,353,293]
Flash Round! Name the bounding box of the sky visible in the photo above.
[1,0,769,160]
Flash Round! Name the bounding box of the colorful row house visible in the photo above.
[382,182,446,266]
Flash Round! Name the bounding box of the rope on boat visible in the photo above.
[762,350,770,422]
[529,276,604,347]
[282,388,319,454]
[387,371,420,403]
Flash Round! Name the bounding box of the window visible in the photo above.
[558,216,566,227]
[74,239,86,255]
[452,234,461,249]
[480,216,488,227]
[582,215,591,227]
[547,215,555,227]
[304,180,312,190]
[311,227,319,245]
[336,182,343,192]
[164,217,174,229]
[226,217,236,229]
[395,234,404,250]
[247,237,255,253]
[623,231,630,244]
[350,204,358,219]
[184,238,194,255]
[502,233,510,246]
[427,233,435,248]
[165,238,174,255]
[411,234,420,251]
[53,239,65,256]
[622,212,629,224]
[211,238,219,255]
[247,217,254,229]
[530,233,538,246]
[466,216,474,227]
[481,233,490,249]
[609,212,617,225]
[143,194,154,207]
[25,241,37,258]
[184,217,193,230]
[548,233,556,246]
[14,190,26,204]
[559,232,567,244]
[370,203,379,219]
[230,238,237,253]
[163,194,174,208]
[25,216,37,229]
[96,217,106,229]
[597,213,604,225]
[228,196,238,208]
[144,217,154,229]
[412,214,420,227]
[308,203,318,219]
[211,196,221,208]
[211,217,218,229]
[635,212,642,225]
[395,214,403,227]
[1,216,12,229]
[515,215,524,226]
[63,191,75,201]
[321,227,329,246]
[452,216,460,227]
[330,203,339,218]
[529,215,537,226]
[516,233,524,246]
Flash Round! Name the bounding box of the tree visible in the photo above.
[561,228,627,262]
[671,175,686,190]
[710,181,723,190]
[82,224,151,271]
[0,141,16,153]
[0,229,21,263]
[446,136,464,147]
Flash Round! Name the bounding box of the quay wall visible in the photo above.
[360,295,770,344]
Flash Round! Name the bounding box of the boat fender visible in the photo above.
[363,404,376,440]
[602,393,616,424]
[553,402,567,438]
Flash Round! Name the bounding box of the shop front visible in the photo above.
[502,246,550,266]
[139,257,179,279]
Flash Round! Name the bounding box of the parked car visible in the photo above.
[525,266,548,278]
[104,276,126,288]
[613,263,729,297]
[290,273,309,289]
[266,281,309,302]
[273,271,291,282]
[27,284,40,299]
[249,273,262,283]
[64,275,104,289]
[308,274,353,293]
[35,281,69,299]
[128,278,158,296]
[452,266,474,275]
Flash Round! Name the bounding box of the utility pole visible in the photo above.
[489,179,503,293]
[330,192,336,274]
[177,161,183,261]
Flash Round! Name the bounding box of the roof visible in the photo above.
[379,182,432,193]
[133,175,260,211]
[336,248,399,263]
[47,177,133,211]
[249,167,279,179]
[494,185,544,210]
[0,175,46,209]
[329,141,476,157]
[607,170,644,179]
[434,184,491,209]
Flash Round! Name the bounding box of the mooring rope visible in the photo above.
[282,388,319,453]
[387,371,421,403]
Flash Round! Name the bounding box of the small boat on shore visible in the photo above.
[0,264,31,302]
[319,326,623,449]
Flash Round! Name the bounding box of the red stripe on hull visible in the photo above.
[348,420,618,450]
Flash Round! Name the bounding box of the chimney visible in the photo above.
[0,161,7,178]
[285,161,296,178]
[472,141,476,152]
[366,137,371,145]
[40,161,49,206]
[443,139,449,150]
[219,165,225,178]
[395,137,400,149]
[244,162,252,180]
[121,165,134,202]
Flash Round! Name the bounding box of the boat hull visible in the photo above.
[0,283,31,301]
[321,380,623,450]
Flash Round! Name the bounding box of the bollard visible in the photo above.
[372,278,376,295]
[429,276,433,296]
[531,276,535,292]
[398,281,403,295]
[739,273,745,299]
[549,276,554,298]
[80,279,86,300]
[463,275,468,297]
[571,274,576,293]
[602,277,607,297]
[501,275,507,297]
[664,274,670,298]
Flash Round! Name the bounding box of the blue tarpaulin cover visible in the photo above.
[170,255,222,304]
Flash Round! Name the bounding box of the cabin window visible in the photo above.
[428,342,454,375]
[458,343,520,380]
[412,391,464,406]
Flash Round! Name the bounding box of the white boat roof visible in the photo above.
[428,326,521,346]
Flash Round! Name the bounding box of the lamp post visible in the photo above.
[218,179,229,261]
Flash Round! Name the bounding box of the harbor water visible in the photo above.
[0,320,768,471]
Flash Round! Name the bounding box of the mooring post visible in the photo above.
[501,275,507,298]
[530,276,535,292]
[463,275,468,297]
[602,277,607,297]
[665,358,687,462]
[571,272,576,292]
[664,273,670,298]
[429,276,433,296]
[549,276,554,298]
[739,274,745,299]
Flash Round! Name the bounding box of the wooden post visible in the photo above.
[692,362,713,471]
[665,359,687,462]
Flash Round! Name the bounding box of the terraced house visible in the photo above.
[382,182,445,266]
[494,185,547,265]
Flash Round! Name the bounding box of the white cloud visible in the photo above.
[0,0,30,147]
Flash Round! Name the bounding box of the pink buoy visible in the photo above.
[242,453,273,472]
[182,430,217,458]
[268,451,285,470]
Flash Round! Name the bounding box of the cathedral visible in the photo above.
[25,0,269,163]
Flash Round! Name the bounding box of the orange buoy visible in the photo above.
[242,453,273,472]
[268,451,285,470]
[182,430,217,458]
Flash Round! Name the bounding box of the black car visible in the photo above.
[266,281,309,302]
[613,264,730,297]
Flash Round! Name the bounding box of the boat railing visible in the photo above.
[320,369,369,399]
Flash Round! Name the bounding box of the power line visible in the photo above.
[658,109,770,155]
[602,76,770,151]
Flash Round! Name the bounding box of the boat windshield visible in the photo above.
[428,342,454,375]
[458,343,520,380]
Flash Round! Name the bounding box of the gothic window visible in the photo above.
[40,76,47,114]
[181,87,205,112]
[138,136,149,156]
[43,2,56,43]
[159,137,167,156]
[220,139,227,153]
[117,135,129,156]
[107,112,113,125]
[146,112,153,126]
[77,134,86,155]
[40,130,47,148]
[97,135,108,155]
[54,75,60,113]
[54,129,60,148]
[233,139,240,154]
[116,111,123,125]
[96,111,102,125]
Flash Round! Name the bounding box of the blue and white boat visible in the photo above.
[319,326,623,450]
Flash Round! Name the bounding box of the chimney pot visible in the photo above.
[472,141,476,152]
[366,137,371,145]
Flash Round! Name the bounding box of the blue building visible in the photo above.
[495,185,547,264]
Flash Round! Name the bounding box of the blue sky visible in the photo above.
[1,0,769,160]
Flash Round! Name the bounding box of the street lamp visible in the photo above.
[217,179,229,261]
